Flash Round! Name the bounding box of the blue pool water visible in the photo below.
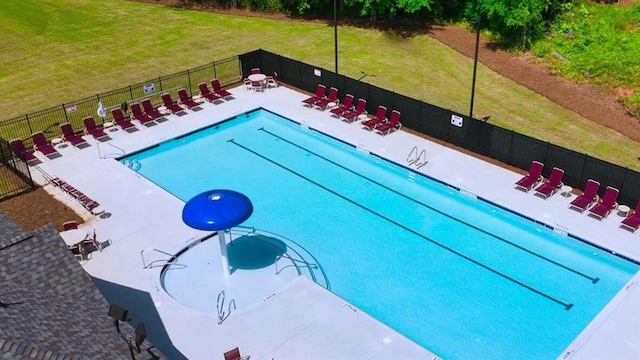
[123,109,639,360]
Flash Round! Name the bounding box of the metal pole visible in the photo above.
[334,0,338,74]
[469,19,480,118]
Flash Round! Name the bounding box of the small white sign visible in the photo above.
[143,83,155,94]
[313,69,321,77]
[451,114,463,127]
[65,105,77,113]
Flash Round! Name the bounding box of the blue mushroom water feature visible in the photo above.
[182,189,253,276]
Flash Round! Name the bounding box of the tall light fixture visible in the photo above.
[334,0,338,74]
[469,18,480,118]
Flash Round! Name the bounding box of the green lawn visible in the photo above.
[1,0,639,170]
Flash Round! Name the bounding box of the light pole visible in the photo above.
[334,0,338,74]
[469,18,480,118]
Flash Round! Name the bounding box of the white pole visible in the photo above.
[218,231,230,276]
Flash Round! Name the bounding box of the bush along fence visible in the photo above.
[2,49,640,207]
[241,49,640,206]
[0,138,34,201]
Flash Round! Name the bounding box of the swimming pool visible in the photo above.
[122,109,640,360]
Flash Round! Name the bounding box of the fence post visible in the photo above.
[187,69,192,96]
[61,103,70,123]
[25,114,34,137]
[213,61,218,80]
[159,77,163,92]
[129,85,134,101]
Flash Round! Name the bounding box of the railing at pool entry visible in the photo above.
[216,290,236,325]
[97,142,126,160]
[228,225,330,290]
[140,248,186,269]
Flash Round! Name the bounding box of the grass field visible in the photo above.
[1,0,639,170]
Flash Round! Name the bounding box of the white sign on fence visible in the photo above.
[451,114,463,127]
[143,83,155,94]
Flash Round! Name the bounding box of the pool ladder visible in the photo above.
[407,146,427,169]
[216,290,236,325]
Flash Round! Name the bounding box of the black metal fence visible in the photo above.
[242,49,640,206]
[0,138,34,201]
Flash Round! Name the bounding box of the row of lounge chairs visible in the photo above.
[49,176,102,213]
[515,161,640,231]
[302,84,403,135]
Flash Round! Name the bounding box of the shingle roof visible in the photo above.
[0,215,165,360]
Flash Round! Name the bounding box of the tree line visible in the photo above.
[181,0,574,48]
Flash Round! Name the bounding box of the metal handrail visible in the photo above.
[407,146,418,165]
[140,248,184,269]
[274,253,318,275]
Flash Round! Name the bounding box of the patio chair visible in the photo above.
[142,99,166,121]
[620,202,640,232]
[312,87,339,111]
[340,98,367,123]
[112,108,138,132]
[211,79,234,100]
[198,82,223,103]
[161,93,187,115]
[9,138,39,164]
[265,72,279,88]
[514,161,544,192]
[60,123,89,148]
[130,102,157,126]
[569,179,600,213]
[361,105,388,130]
[31,132,60,159]
[83,117,109,141]
[534,167,564,199]
[63,221,78,231]
[374,110,402,136]
[588,186,619,221]
[177,88,203,110]
[250,68,261,74]
[223,347,249,360]
[302,84,326,107]
[82,229,103,253]
[330,94,354,118]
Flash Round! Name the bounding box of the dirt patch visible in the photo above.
[0,187,83,232]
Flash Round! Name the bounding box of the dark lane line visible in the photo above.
[257,127,599,284]
[228,138,574,310]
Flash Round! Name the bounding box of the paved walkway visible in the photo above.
[31,85,640,359]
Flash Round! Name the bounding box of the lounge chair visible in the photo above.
[130,103,157,126]
[10,138,39,164]
[83,117,109,141]
[31,132,60,159]
[198,82,223,103]
[211,79,234,100]
[374,110,402,135]
[177,88,203,110]
[60,123,89,148]
[223,347,249,360]
[330,94,354,118]
[569,179,600,213]
[142,99,166,121]
[302,84,326,107]
[161,93,187,115]
[361,105,388,130]
[514,161,544,192]
[63,221,78,231]
[340,98,367,123]
[534,167,564,199]
[112,109,138,132]
[588,186,619,221]
[250,80,264,92]
[620,202,640,232]
[312,87,338,110]
[265,72,279,88]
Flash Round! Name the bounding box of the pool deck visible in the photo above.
[31,85,640,359]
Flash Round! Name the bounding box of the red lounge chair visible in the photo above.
[374,110,402,135]
[265,72,279,88]
[177,88,202,109]
[588,186,619,221]
[142,99,165,121]
[514,161,544,192]
[161,93,187,115]
[620,202,640,232]
[302,84,326,107]
[330,94,354,118]
[569,179,600,213]
[211,79,234,100]
[63,221,78,231]
[31,132,60,159]
[112,109,138,132]
[340,98,367,123]
[10,138,38,164]
[534,167,564,199]
[60,123,89,148]
[83,117,109,141]
[131,103,157,126]
[312,87,339,110]
[361,105,388,130]
[223,347,249,360]
[198,82,222,103]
